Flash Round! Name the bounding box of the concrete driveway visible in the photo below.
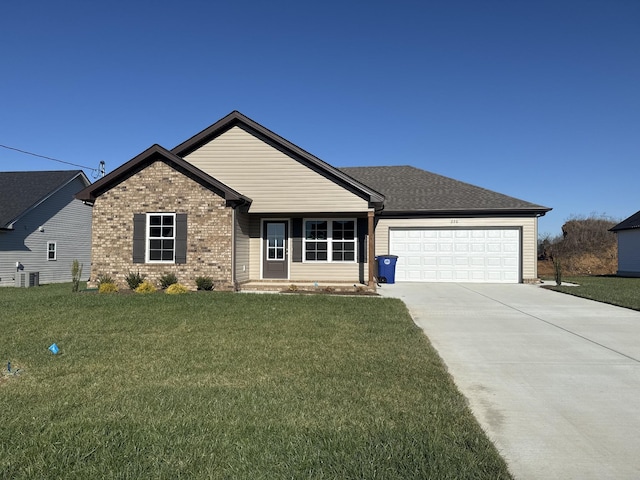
[379,282,640,480]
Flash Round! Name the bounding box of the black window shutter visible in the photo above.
[357,217,368,263]
[292,218,302,262]
[132,214,146,263]
[175,213,188,264]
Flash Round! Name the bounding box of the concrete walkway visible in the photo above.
[379,283,640,480]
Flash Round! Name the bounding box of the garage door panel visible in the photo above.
[390,228,520,283]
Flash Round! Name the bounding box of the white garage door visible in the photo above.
[389,228,520,283]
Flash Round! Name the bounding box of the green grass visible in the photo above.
[0,284,512,479]
[546,276,640,311]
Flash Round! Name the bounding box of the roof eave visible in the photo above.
[7,170,91,226]
[378,207,552,217]
[75,144,252,206]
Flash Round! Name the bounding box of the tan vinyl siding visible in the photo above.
[375,217,539,281]
[248,218,262,280]
[290,262,366,283]
[234,211,251,283]
[184,126,369,213]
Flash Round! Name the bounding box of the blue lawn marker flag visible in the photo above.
[48,343,59,355]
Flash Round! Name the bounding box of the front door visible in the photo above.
[263,221,288,279]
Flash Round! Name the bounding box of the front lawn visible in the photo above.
[547,276,640,311]
[0,284,511,479]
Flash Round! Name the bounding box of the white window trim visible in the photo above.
[47,241,57,261]
[146,212,176,264]
[303,218,357,263]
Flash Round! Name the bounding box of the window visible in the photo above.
[331,220,356,261]
[304,219,356,262]
[305,220,328,261]
[147,213,175,262]
[47,242,57,261]
[133,213,187,265]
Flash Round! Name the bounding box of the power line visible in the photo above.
[0,143,99,173]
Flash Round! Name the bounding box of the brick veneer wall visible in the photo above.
[89,161,234,290]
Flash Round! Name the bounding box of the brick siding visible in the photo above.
[89,161,234,290]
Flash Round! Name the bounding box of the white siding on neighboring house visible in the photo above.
[617,230,640,276]
[375,217,539,282]
[184,126,370,213]
[0,177,92,286]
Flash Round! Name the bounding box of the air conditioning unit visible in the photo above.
[15,272,39,288]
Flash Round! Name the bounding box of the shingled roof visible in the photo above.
[610,210,640,232]
[339,165,550,215]
[0,170,89,229]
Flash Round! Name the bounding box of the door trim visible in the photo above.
[261,219,290,280]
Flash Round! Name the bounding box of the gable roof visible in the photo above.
[339,165,551,216]
[75,144,251,207]
[610,210,640,232]
[0,170,90,229]
[171,111,385,207]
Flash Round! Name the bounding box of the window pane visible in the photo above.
[333,220,355,240]
[163,216,174,226]
[150,216,162,226]
[150,239,162,249]
[317,242,327,251]
[150,227,161,237]
[162,227,174,237]
[306,221,327,240]
[161,250,174,261]
[150,250,162,261]
[344,251,355,261]
[162,240,174,250]
[317,251,327,261]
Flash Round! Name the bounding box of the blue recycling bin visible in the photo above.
[376,255,398,284]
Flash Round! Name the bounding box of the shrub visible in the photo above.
[553,257,562,286]
[125,270,146,290]
[96,273,114,286]
[159,272,178,289]
[98,282,118,294]
[165,283,189,295]
[136,281,157,294]
[195,276,214,291]
[71,259,83,293]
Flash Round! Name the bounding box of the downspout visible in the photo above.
[231,207,236,290]
[368,210,375,288]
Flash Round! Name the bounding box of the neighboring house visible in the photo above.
[0,170,92,286]
[610,210,640,277]
[75,111,550,290]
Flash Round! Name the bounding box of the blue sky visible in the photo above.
[2,0,638,236]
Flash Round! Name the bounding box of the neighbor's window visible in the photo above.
[47,242,57,261]
[304,219,355,262]
[147,213,175,262]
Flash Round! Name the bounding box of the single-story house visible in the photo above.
[0,170,92,286]
[75,111,550,290]
[610,210,640,277]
